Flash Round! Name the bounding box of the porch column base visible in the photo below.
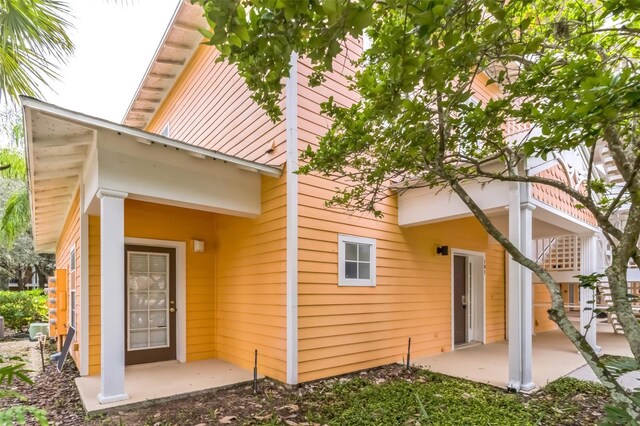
[519,382,536,392]
[97,392,129,405]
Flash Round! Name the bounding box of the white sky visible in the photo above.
[40,0,181,123]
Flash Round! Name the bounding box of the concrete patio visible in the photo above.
[414,322,632,390]
[76,359,260,414]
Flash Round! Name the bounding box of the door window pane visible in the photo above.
[127,251,170,351]
[130,330,148,349]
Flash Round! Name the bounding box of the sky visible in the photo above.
[40,0,181,123]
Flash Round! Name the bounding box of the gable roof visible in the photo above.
[122,1,205,129]
[22,97,281,252]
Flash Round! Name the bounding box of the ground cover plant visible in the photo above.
[0,351,612,426]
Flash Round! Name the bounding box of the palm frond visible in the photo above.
[0,0,74,102]
[1,186,30,245]
[0,147,26,179]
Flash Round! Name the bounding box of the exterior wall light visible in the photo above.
[192,239,205,253]
[436,245,449,256]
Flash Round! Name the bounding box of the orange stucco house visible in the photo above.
[22,1,607,411]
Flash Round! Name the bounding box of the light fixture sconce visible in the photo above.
[436,245,449,256]
[192,239,205,253]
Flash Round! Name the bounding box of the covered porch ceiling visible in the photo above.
[398,180,598,237]
[22,97,281,253]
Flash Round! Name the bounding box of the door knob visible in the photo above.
[170,307,176,313]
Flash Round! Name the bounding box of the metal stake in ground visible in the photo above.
[406,337,411,370]
[36,332,46,372]
[253,349,258,393]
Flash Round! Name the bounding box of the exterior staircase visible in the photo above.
[596,281,625,334]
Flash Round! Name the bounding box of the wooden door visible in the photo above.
[453,255,467,345]
[125,245,176,365]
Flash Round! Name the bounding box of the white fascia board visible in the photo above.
[398,179,510,227]
[96,129,261,217]
[20,97,282,178]
[530,199,598,235]
[121,0,184,124]
[82,140,99,214]
[22,105,38,243]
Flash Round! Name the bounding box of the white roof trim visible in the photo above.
[122,1,204,128]
[21,97,282,178]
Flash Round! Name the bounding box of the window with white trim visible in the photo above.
[338,235,376,287]
[69,246,76,331]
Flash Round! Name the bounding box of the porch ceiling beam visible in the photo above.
[34,187,74,199]
[164,41,194,50]
[34,153,86,165]
[149,72,176,80]
[34,229,63,239]
[33,134,93,148]
[140,87,166,94]
[173,21,199,31]
[155,58,185,66]
[34,178,77,191]
[130,108,155,114]
[34,221,62,230]
[35,205,68,215]
[33,168,81,181]
[33,195,72,207]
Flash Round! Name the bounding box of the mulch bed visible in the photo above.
[1,353,85,425]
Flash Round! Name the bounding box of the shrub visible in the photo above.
[0,290,47,332]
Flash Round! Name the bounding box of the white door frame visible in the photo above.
[450,249,486,349]
[124,237,187,363]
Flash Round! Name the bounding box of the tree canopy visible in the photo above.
[193,0,640,420]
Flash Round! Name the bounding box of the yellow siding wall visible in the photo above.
[533,282,560,333]
[298,209,505,382]
[146,45,286,167]
[55,191,81,367]
[88,200,218,375]
[216,175,287,382]
[87,184,287,381]
[296,40,505,382]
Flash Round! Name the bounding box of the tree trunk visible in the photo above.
[446,178,640,420]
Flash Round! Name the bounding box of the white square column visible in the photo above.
[508,181,535,392]
[580,234,600,351]
[96,189,129,404]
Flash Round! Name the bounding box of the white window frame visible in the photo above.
[69,246,77,331]
[338,234,376,287]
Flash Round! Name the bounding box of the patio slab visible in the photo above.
[76,359,260,414]
[414,323,632,390]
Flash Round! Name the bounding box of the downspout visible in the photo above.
[285,52,299,386]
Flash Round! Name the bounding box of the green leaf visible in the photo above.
[323,0,337,16]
